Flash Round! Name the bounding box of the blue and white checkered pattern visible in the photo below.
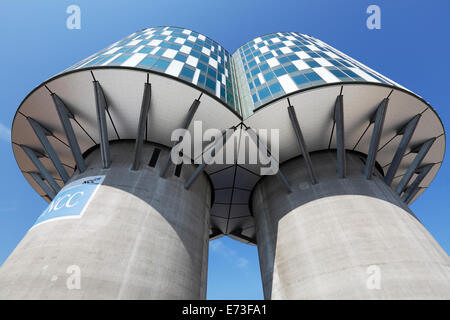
[66,28,404,119]
[66,26,239,113]
[232,32,405,116]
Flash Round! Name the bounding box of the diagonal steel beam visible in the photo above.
[28,172,56,200]
[160,98,200,177]
[93,81,111,169]
[384,114,421,185]
[131,82,152,171]
[21,145,60,193]
[52,94,86,173]
[27,117,70,183]
[334,94,346,178]
[395,138,435,194]
[364,98,389,179]
[288,105,317,184]
[185,128,234,189]
[246,128,293,193]
[401,163,433,204]
[404,187,421,205]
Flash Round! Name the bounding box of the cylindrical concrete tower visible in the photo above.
[1,27,449,299]
[232,32,450,299]
[0,142,211,299]
[253,151,450,299]
[2,26,243,299]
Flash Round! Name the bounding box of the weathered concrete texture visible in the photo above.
[252,150,450,299]
[0,141,211,299]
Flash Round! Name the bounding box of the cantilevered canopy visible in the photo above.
[11,67,241,226]
[11,66,445,245]
[244,82,445,204]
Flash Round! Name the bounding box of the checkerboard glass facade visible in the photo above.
[232,32,404,117]
[65,26,239,114]
[65,28,404,119]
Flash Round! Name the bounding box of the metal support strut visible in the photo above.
[288,105,317,184]
[334,95,346,178]
[185,128,234,189]
[93,81,111,169]
[21,145,61,193]
[384,114,421,185]
[246,127,293,193]
[395,138,435,195]
[52,94,86,173]
[28,117,70,182]
[364,98,388,179]
[160,98,200,177]
[401,163,434,204]
[131,82,152,171]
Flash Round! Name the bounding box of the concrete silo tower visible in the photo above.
[232,32,449,299]
[0,27,449,299]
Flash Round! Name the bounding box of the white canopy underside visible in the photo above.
[12,67,445,245]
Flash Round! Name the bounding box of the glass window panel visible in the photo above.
[274,67,287,76]
[197,62,207,72]
[304,71,321,81]
[180,66,195,79]
[341,68,358,78]
[263,72,275,81]
[293,74,309,85]
[140,57,157,66]
[260,63,269,71]
[153,59,170,70]
[174,53,187,62]
[207,68,217,79]
[258,87,271,100]
[198,74,205,86]
[284,64,297,73]
[251,68,260,76]
[205,78,216,92]
[329,69,347,78]
[269,82,283,94]
[304,59,319,68]
[278,56,290,64]
[190,50,200,58]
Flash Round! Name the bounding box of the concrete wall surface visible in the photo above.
[0,141,211,299]
[252,151,450,299]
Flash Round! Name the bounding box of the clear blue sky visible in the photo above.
[0,0,449,299]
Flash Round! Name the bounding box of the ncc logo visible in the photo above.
[32,176,105,228]
[46,191,85,211]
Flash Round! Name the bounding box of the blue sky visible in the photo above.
[0,0,449,299]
